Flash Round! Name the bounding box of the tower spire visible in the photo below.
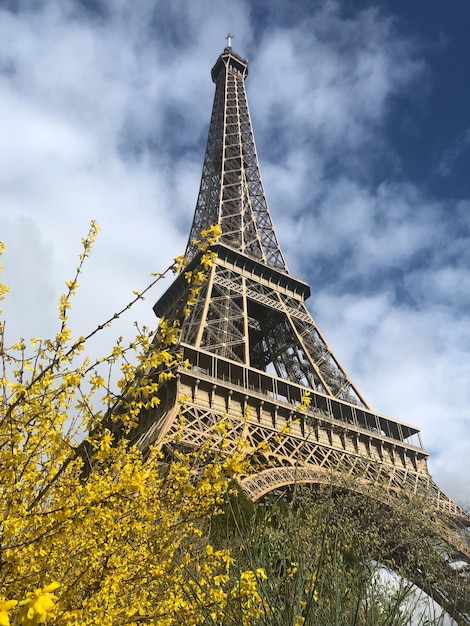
[184,45,288,271]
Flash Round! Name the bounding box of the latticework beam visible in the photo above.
[139,44,470,623]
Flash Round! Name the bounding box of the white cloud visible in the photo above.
[438,127,470,176]
[250,6,425,170]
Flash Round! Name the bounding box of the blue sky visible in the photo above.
[0,0,469,509]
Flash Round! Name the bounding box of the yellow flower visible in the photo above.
[304,570,319,602]
[223,454,246,475]
[287,562,298,577]
[19,582,60,625]
[0,598,18,626]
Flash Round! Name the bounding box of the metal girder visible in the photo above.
[150,45,468,525]
[184,48,286,270]
[142,46,470,623]
[176,256,369,407]
[139,371,468,526]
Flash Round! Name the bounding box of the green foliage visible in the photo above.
[211,485,469,625]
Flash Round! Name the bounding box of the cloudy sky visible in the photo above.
[1,0,469,506]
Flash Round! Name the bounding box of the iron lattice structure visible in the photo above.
[131,46,469,621]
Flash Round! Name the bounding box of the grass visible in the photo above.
[206,483,466,626]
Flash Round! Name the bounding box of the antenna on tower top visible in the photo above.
[226,33,234,49]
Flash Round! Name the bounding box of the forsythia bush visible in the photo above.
[0,224,266,625]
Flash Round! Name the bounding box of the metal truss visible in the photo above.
[140,45,470,622]
[136,367,467,525]
[161,249,370,408]
[185,48,287,270]
[132,366,470,623]
[150,42,469,522]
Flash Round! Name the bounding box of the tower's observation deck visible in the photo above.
[211,47,248,82]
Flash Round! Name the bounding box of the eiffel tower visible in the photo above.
[132,41,470,617]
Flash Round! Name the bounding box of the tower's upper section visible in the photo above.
[184,46,288,271]
[211,46,248,82]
